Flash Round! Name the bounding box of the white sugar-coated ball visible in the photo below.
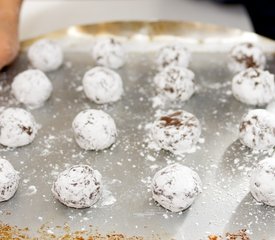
[28,39,63,72]
[72,109,117,150]
[52,165,102,209]
[156,43,191,70]
[229,42,266,73]
[151,110,201,154]
[92,37,126,69]
[0,108,38,148]
[154,66,195,101]
[250,158,275,206]
[152,163,202,212]
[232,68,274,106]
[82,66,123,104]
[0,158,20,202]
[12,69,53,109]
[239,109,275,150]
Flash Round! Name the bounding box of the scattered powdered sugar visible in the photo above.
[99,189,117,207]
[24,185,37,196]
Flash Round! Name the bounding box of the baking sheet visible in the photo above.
[0,21,275,240]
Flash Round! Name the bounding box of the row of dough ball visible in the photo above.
[11,66,124,109]
[4,153,275,211]
[28,37,192,72]
[229,44,275,206]
[29,38,267,74]
[27,38,126,72]
[0,107,116,150]
[0,106,202,157]
[0,158,202,212]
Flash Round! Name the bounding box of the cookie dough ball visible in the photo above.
[156,43,191,70]
[0,108,38,148]
[28,39,63,72]
[250,158,275,206]
[151,163,202,212]
[151,110,201,154]
[82,66,123,104]
[92,37,126,69]
[239,109,275,150]
[0,158,20,202]
[154,66,195,101]
[52,165,102,209]
[232,68,274,106]
[72,109,117,150]
[12,69,53,109]
[229,42,266,73]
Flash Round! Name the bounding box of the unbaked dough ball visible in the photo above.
[28,39,63,72]
[72,109,117,150]
[151,163,202,212]
[156,43,191,70]
[92,37,126,69]
[250,157,275,206]
[82,66,123,104]
[239,109,275,150]
[12,69,53,109]
[154,65,195,101]
[232,68,274,106]
[229,42,266,73]
[0,108,38,148]
[0,158,20,202]
[151,110,201,154]
[52,165,102,209]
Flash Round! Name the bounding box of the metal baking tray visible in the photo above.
[1,21,275,240]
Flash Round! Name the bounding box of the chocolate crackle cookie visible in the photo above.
[232,68,274,106]
[0,108,38,148]
[82,66,123,104]
[28,39,63,72]
[156,43,191,70]
[250,157,275,206]
[151,163,202,212]
[0,158,20,202]
[228,42,266,73]
[72,109,117,151]
[151,110,201,154]
[239,109,275,150]
[153,65,195,101]
[52,165,102,209]
[12,69,53,109]
[92,37,126,69]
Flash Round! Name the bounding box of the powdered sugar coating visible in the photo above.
[0,108,38,148]
[232,68,275,106]
[72,109,117,150]
[92,37,126,69]
[82,66,123,104]
[0,158,20,202]
[156,43,191,70]
[239,109,275,150]
[52,165,102,209]
[12,69,53,109]
[28,39,63,72]
[154,66,195,101]
[229,42,266,73]
[250,157,275,206]
[151,163,202,212]
[151,110,201,154]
